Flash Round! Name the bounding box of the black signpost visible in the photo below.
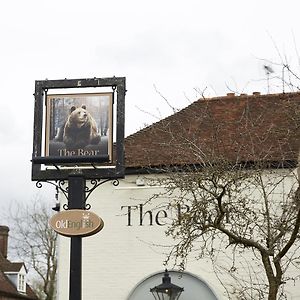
[68,171,85,300]
[31,77,126,300]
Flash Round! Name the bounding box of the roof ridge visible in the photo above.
[211,91,300,100]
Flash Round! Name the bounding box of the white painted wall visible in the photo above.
[56,172,300,300]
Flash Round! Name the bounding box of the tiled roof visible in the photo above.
[0,261,23,274]
[0,269,18,296]
[125,92,300,170]
[0,252,23,273]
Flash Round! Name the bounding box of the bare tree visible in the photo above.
[5,198,57,300]
[158,162,300,299]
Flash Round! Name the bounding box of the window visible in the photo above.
[127,270,219,300]
[18,274,26,293]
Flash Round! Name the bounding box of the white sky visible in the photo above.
[0,0,300,209]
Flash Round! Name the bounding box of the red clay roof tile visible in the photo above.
[125,92,300,169]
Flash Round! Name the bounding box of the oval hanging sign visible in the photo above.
[49,209,104,237]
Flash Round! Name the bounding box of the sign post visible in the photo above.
[68,171,85,300]
[31,77,126,300]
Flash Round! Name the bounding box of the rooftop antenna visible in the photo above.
[263,65,274,94]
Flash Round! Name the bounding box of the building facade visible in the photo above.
[57,92,300,299]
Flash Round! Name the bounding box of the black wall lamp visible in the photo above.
[150,270,184,300]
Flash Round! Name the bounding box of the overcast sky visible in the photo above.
[0,0,299,210]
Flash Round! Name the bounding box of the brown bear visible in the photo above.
[62,105,101,149]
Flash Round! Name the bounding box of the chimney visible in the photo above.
[0,226,9,259]
[226,93,235,97]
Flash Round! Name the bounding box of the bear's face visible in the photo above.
[69,105,89,128]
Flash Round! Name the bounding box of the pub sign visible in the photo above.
[45,93,113,160]
[31,77,126,181]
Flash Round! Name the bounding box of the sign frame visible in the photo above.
[31,77,126,181]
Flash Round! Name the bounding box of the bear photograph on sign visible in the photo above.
[45,93,113,160]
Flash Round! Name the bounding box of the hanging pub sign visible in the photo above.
[31,77,126,181]
[45,93,113,160]
[49,209,104,237]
